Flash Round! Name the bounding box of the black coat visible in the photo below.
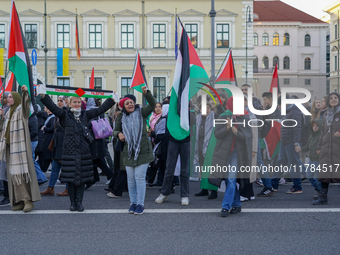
[28,115,39,142]
[41,95,115,185]
[88,114,107,160]
[209,113,253,188]
[42,114,56,160]
[280,105,302,145]
[52,117,65,160]
[35,111,48,153]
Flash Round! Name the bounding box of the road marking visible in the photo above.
[1,208,340,214]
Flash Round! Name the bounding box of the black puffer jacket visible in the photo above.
[29,115,39,142]
[52,117,65,161]
[35,111,48,153]
[280,105,302,145]
[88,114,107,160]
[42,114,56,160]
[41,95,115,185]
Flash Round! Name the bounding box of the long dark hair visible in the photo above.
[327,92,340,108]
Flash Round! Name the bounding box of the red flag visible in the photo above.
[269,62,280,93]
[0,72,15,97]
[89,67,94,89]
[215,50,237,97]
[75,13,81,61]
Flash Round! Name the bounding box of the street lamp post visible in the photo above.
[210,0,216,87]
[245,5,252,85]
[44,0,48,85]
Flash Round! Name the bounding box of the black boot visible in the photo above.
[76,184,85,212]
[313,187,328,205]
[208,190,218,199]
[195,189,209,196]
[313,187,320,200]
[68,183,77,211]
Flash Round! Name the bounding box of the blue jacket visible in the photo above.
[280,105,302,145]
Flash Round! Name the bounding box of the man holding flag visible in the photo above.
[155,19,208,206]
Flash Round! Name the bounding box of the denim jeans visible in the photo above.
[49,160,61,188]
[256,139,272,188]
[306,160,321,190]
[271,143,303,190]
[161,140,190,197]
[31,141,47,183]
[126,163,149,206]
[222,149,241,210]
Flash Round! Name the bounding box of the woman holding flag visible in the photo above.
[0,85,41,212]
[39,91,115,212]
[114,86,156,215]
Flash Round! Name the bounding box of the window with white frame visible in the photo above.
[253,33,258,46]
[153,24,166,48]
[284,33,289,45]
[89,24,102,48]
[25,24,37,48]
[216,24,229,48]
[57,24,70,48]
[0,24,5,48]
[283,78,290,85]
[305,79,311,85]
[185,24,198,48]
[89,77,102,89]
[57,78,70,86]
[262,33,269,46]
[121,24,134,49]
[153,77,166,102]
[121,77,133,95]
[273,33,279,46]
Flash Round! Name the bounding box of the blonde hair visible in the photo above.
[70,96,81,103]
[310,98,321,122]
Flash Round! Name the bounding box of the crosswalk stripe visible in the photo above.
[1,208,340,214]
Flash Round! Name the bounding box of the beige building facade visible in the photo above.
[0,0,254,103]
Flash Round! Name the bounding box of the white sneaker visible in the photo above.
[155,194,168,204]
[181,197,189,206]
[190,177,199,182]
[279,178,286,185]
[240,196,249,202]
[105,179,111,185]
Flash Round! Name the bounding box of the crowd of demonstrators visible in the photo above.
[2,81,340,217]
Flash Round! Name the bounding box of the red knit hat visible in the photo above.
[119,97,129,109]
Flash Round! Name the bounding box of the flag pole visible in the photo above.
[215,47,231,79]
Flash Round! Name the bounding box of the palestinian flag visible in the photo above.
[75,13,81,61]
[167,23,209,140]
[130,51,147,93]
[270,62,280,94]
[261,120,281,159]
[215,49,237,97]
[89,67,95,89]
[7,0,35,105]
[45,85,113,99]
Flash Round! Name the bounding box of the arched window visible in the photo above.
[262,33,269,46]
[273,33,279,46]
[305,34,311,46]
[262,56,269,69]
[284,33,290,45]
[273,56,279,69]
[253,33,258,46]
[253,56,258,72]
[304,57,311,70]
[283,56,290,69]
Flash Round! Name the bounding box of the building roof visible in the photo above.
[254,1,326,24]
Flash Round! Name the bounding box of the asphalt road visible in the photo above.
[1,178,340,255]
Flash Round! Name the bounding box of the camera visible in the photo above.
[41,43,45,48]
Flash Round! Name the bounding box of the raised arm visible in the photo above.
[86,98,115,120]
[141,87,156,118]
[40,95,65,120]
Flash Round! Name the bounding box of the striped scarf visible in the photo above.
[0,105,31,185]
[122,106,143,161]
